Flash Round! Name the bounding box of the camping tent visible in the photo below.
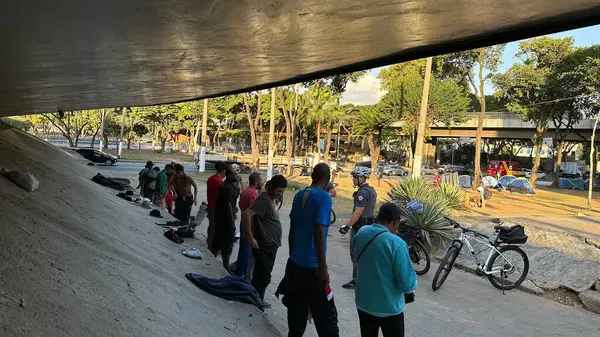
[570,178,585,190]
[498,175,517,188]
[507,178,535,194]
[482,176,499,189]
[458,175,473,188]
[1,1,600,115]
[558,178,576,189]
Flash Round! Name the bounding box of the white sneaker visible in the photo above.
[182,248,203,259]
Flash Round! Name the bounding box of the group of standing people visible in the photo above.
[138,161,198,223]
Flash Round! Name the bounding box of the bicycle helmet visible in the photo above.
[351,166,371,178]
[230,163,241,174]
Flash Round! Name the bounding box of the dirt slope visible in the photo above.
[0,127,278,337]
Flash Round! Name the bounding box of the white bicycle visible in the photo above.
[432,217,529,291]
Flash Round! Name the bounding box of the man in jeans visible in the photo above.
[285,163,339,337]
[235,172,263,280]
[242,175,287,306]
[353,203,417,337]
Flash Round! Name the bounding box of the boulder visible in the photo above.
[578,290,600,314]
[4,170,40,192]
[519,279,544,294]
[596,280,600,291]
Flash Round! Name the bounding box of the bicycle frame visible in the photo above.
[455,232,515,276]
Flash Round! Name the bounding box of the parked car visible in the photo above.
[71,148,117,166]
[441,164,466,173]
[384,165,409,176]
[421,165,437,175]
[486,160,525,177]
[521,168,546,179]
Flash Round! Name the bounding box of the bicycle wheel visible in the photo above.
[486,245,529,290]
[410,239,431,275]
[330,209,337,224]
[431,244,460,291]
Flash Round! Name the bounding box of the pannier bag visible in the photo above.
[497,225,528,244]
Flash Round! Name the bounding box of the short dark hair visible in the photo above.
[215,161,227,173]
[377,202,402,224]
[174,164,184,172]
[268,175,288,189]
[165,164,174,170]
[249,172,261,186]
[153,167,160,172]
[311,163,331,184]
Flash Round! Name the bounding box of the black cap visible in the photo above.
[377,202,402,223]
[149,209,163,218]
[145,161,154,168]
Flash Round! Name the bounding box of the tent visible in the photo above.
[458,175,473,188]
[1,1,600,115]
[482,176,499,189]
[570,178,585,190]
[558,178,576,189]
[507,178,535,195]
[498,175,517,188]
[442,172,459,186]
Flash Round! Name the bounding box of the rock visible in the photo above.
[527,248,600,293]
[578,290,600,314]
[4,170,40,192]
[596,280,600,291]
[519,279,544,294]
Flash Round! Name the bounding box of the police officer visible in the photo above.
[339,166,377,289]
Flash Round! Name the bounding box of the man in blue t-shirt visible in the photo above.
[284,163,339,337]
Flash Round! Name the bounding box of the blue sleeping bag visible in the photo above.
[185,273,264,311]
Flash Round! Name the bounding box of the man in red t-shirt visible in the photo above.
[206,162,227,247]
[235,172,263,279]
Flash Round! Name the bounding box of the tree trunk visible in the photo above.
[160,138,167,153]
[90,129,98,148]
[472,49,486,189]
[324,129,333,163]
[368,134,379,174]
[103,134,109,150]
[316,120,322,163]
[588,112,600,209]
[243,93,260,171]
[529,128,544,186]
[278,89,294,175]
[552,140,565,188]
[127,138,132,150]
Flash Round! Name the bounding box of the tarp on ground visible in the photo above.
[482,176,499,188]
[458,175,473,188]
[507,177,535,194]
[1,1,600,115]
[498,175,517,188]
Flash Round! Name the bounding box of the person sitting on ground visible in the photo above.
[171,164,198,223]
[153,164,174,209]
[242,175,287,306]
[353,202,417,337]
[235,172,263,281]
[137,161,154,197]
[207,161,227,248]
[210,167,241,273]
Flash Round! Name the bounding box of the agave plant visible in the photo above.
[436,183,466,212]
[387,177,433,205]
[398,200,455,248]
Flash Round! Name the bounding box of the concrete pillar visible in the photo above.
[423,138,437,166]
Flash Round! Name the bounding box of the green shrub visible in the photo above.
[398,200,454,247]
[386,177,433,205]
[436,183,465,212]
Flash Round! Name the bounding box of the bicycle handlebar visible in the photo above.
[444,216,489,239]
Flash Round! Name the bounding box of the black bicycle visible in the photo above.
[432,217,529,291]
[398,225,431,275]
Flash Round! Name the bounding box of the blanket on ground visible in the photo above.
[185,273,264,311]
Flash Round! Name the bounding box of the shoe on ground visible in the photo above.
[342,280,356,289]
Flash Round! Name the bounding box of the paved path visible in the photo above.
[97,167,600,336]
[264,207,600,337]
[100,161,200,173]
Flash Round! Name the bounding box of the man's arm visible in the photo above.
[345,207,365,228]
[288,221,294,256]
[314,224,329,285]
[242,208,258,249]
[191,178,198,204]
[393,241,418,293]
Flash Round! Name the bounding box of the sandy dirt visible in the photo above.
[0,127,279,337]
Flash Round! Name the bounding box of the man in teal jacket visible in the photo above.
[352,202,417,337]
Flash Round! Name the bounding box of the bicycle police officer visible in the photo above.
[339,166,377,289]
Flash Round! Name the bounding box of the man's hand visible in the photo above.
[339,225,350,235]
[194,199,198,206]
[317,266,330,286]
[250,238,259,249]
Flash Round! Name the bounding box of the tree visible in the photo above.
[306,86,340,162]
[243,92,262,170]
[139,104,180,152]
[380,72,470,165]
[43,110,93,147]
[354,105,395,171]
[443,45,506,187]
[494,37,575,185]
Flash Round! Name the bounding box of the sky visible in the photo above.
[341,24,600,106]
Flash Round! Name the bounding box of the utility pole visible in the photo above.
[118,107,126,158]
[267,88,276,180]
[412,56,433,177]
[199,99,209,172]
[98,109,105,151]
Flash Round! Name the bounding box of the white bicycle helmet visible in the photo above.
[351,166,371,178]
[230,163,241,174]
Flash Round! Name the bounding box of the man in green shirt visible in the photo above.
[153,164,174,209]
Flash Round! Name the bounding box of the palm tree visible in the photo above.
[354,105,396,172]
